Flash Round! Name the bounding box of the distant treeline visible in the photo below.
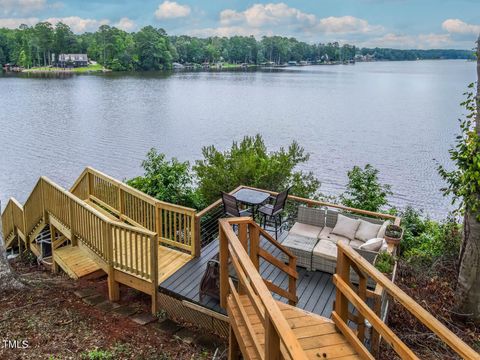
[0,22,474,71]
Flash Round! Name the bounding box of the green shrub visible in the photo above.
[375,251,395,274]
[399,207,461,265]
[126,148,205,209]
[193,134,321,204]
[340,164,392,212]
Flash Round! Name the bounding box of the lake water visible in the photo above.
[0,60,475,218]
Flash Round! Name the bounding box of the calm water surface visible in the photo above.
[0,60,475,218]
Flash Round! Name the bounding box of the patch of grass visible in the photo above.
[22,64,105,73]
[81,349,114,360]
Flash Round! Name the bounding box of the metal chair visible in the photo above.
[258,187,290,239]
[222,192,251,218]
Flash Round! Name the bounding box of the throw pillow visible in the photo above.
[359,237,384,252]
[377,220,391,238]
[331,214,360,240]
[355,220,382,242]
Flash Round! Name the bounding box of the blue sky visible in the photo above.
[1,0,479,49]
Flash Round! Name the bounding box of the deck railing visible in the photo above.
[219,217,307,360]
[333,241,479,360]
[1,198,24,247]
[71,167,197,257]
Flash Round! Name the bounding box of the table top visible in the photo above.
[233,188,270,205]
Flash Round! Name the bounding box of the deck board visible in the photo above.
[159,230,338,318]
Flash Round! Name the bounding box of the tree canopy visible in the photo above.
[0,22,474,70]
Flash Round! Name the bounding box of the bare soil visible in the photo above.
[379,258,480,359]
[0,257,226,360]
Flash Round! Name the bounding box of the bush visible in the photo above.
[375,251,395,274]
[399,206,461,266]
[193,134,321,204]
[340,164,392,212]
[126,148,204,209]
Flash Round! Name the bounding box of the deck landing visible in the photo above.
[54,245,103,279]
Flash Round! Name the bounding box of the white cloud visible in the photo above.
[361,32,453,49]
[155,1,191,20]
[442,19,480,35]
[195,2,382,39]
[0,0,45,15]
[46,16,109,33]
[115,17,135,32]
[0,16,39,28]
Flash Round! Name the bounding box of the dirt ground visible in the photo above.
[0,257,227,360]
[380,259,480,359]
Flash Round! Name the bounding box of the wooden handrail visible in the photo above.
[219,218,308,360]
[70,167,197,256]
[334,241,480,360]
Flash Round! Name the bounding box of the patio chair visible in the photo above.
[258,187,290,239]
[221,192,252,217]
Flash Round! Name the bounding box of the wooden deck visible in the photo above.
[159,230,337,318]
[229,294,361,360]
[53,242,191,284]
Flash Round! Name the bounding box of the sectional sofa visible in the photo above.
[280,206,394,286]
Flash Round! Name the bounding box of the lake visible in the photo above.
[0,60,475,219]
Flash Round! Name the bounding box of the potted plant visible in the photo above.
[384,224,403,246]
[374,251,396,278]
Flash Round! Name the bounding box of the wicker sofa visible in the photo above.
[281,206,391,286]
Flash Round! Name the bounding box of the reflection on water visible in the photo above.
[0,60,475,218]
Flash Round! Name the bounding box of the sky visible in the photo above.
[1,0,479,49]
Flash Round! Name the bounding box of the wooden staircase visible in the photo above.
[228,294,361,359]
[219,218,480,360]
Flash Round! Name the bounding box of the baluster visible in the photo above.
[265,314,280,359]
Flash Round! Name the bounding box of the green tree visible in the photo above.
[340,164,392,212]
[438,38,480,321]
[193,134,320,204]
[126,149,203,209]
[134,26,173,70]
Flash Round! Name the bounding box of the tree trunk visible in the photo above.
[0,214,25,292]
[455,35,480,321]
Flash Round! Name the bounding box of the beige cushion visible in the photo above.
[349,239,364,249]
[289,222,322,239]
[313,240,338,261]
[331,214,360,240]
[359,237,384,252]
[377,220,391,238]
[355,220,382,242]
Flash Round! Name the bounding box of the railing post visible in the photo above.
[87,170,93,200]
[69,197,77,246]
[106,222,119,302]
[219,226,229,309]
[50,224,59,274]
[150,233,159,314]
[193,213,200,258]
[248,222,260,270]
[118,186,124,218]
[155,203,162,245]
[265,314,280,360]
[334,246,350,324]
[238,223,248,251]
[288,255,297,306]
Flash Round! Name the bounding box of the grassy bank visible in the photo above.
[22,64,106,73]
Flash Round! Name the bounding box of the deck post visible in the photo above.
[69,197,77,246]
[248,222,260,270]
[219,225,229,309]
[334,246,350,324]
[265,314,280,359]
[106,222,119,301]
[288,255,297,306]
[228,325,240,360]
[49,224,59,274]
[193,215,201,258]
[150,233,159,314]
